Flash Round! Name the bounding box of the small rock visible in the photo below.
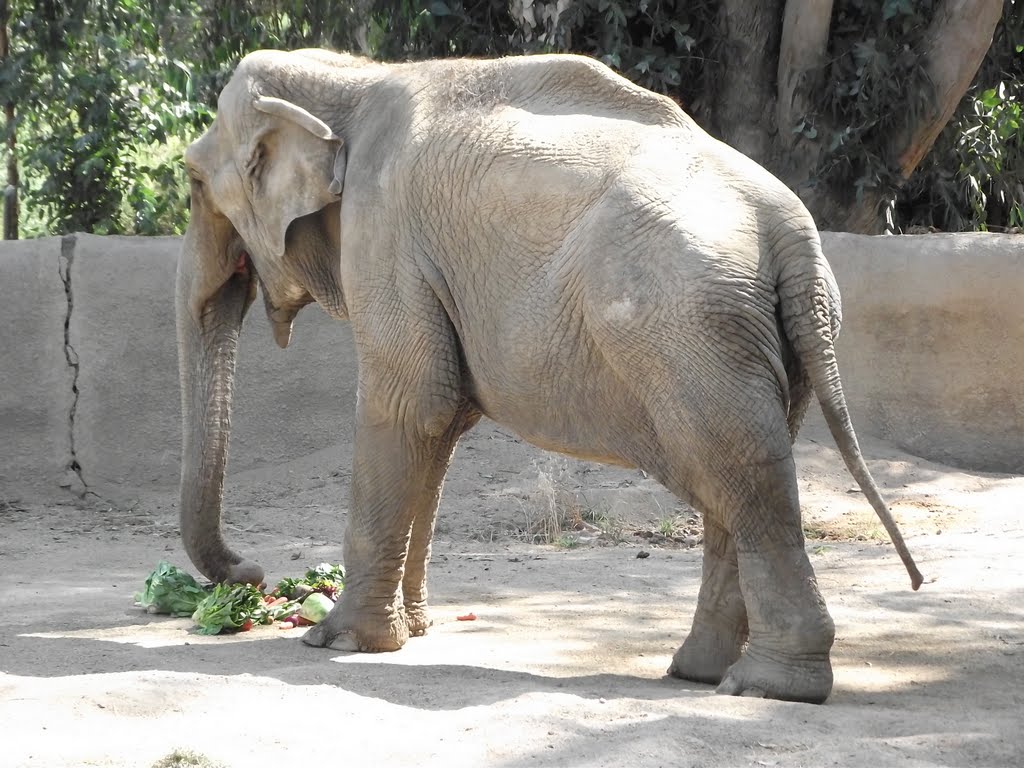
[636,550,650,559]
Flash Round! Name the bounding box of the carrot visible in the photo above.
[456,613,477,621]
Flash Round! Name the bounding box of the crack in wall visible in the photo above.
[58,234,90,496]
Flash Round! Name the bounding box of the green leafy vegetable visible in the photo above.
[191,583,266,635]
[272,576,304,600]
[135,560,340,634]
[135,561,210,617]
[274,562,345,600]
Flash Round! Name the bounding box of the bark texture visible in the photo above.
[775,0,834,191]
[894,0,1005,178]
[1,0,17,240]
[708,0,784,165]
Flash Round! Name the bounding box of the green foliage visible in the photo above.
[897,7,1024,231]
[900,81,1024,231]
[3,0,1021,236]
[812,1,938,210]
[505,0,717,99]
[366,0,518,59]
[810,1,1024,232]
[5,0,209,236]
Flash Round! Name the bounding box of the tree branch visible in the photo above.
[893,0,1003,179]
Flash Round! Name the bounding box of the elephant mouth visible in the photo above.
[234,250,251,276]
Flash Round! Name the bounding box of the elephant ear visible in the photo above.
[251,96,346,258]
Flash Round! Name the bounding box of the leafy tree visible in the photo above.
[3,0,208,236]
[498,0,1016,233]
[897,7,1023,231]
[2,0,1020,237]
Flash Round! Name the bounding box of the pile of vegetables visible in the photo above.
[134,560,345,635]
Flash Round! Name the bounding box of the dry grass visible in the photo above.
[520,460,626,547]
[802,512,887,542]
[151,751,225,768]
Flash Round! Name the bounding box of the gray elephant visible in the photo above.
[176,49,922,704]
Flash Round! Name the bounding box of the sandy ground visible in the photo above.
[1,420,1022,768]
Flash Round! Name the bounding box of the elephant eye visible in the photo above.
[186,177,202,210]
[247,144,266,183]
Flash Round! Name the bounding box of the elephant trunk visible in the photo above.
[176,229,264,586]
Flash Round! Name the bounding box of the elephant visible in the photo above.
[176,48,923,704]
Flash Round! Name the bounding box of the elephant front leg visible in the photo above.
[303,411,470,653]
[402,505,438,637]
[669,518,748,684]
[403,409,477,637]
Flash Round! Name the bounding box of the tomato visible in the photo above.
[241,618,254,631]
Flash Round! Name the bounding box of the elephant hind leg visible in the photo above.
[403,408,481,637]
[713,454,835,703]
[669,518,748,684]
[658,385,834,702]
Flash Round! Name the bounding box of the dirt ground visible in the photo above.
[1,419,1022,768]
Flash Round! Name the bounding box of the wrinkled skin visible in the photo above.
[177,49,922,704]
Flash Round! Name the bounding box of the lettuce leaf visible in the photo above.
[135,561,210,617]
[274,562,346,600]
[191,583,265,635]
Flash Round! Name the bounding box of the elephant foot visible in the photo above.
[224,558,265,587]
[404,602,432,637]
[189,547,265,587]
[668,625,746,685]
[301,600,409,652]
[715,646,833,704]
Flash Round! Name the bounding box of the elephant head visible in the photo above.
[176,56,351,584]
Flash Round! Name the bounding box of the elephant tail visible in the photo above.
[776,228,924,591]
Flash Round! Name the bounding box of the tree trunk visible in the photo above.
[1,0,17,240]
[774,0,834,195]
[695,0,1003,234]
[892,0,1004,179]
[705,0,784,165]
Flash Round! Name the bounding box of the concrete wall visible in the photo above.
[1,232,1021,499]
[2,234,356,500]
[0,237,75,494]
[815,231,1024,474]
